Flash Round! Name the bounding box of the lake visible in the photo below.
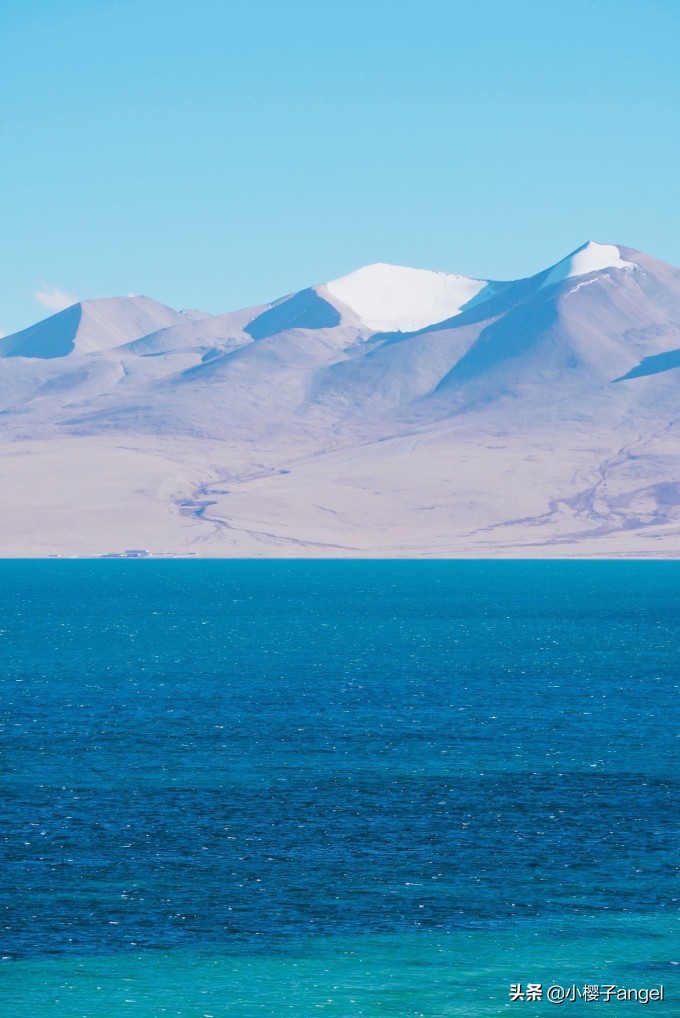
[2,561,678,1015]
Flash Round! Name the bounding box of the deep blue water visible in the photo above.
[1,561,678,1015]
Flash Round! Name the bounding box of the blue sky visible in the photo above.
[1,0,679,334]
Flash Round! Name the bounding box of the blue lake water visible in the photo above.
[1,561,678,1015]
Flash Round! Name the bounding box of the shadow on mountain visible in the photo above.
[0,304,82,359]
[437,292,561,390]
[245,288,340,340]
[614,348,680,382]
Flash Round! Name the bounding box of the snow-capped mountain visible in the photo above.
[2,241,680,558]
[321,262,492,331]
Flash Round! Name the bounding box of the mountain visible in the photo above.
[2,241,680,558]
[0,296,193,359]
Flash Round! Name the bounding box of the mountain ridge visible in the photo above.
[3,240,645,359]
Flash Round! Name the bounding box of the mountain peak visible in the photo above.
[539,241,637,291]
[0,294,186,359]
[322,262,489,332]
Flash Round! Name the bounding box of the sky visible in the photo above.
[1,0,679,336]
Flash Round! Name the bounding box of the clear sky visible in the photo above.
[1,0,679,335]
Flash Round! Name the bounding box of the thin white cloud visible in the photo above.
[0,330,6,339]
[34,283,79,312]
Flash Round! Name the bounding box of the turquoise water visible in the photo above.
[1,561,678,1015]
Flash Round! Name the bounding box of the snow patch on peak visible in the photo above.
[540,241,637,291]
[323,262,489,332]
